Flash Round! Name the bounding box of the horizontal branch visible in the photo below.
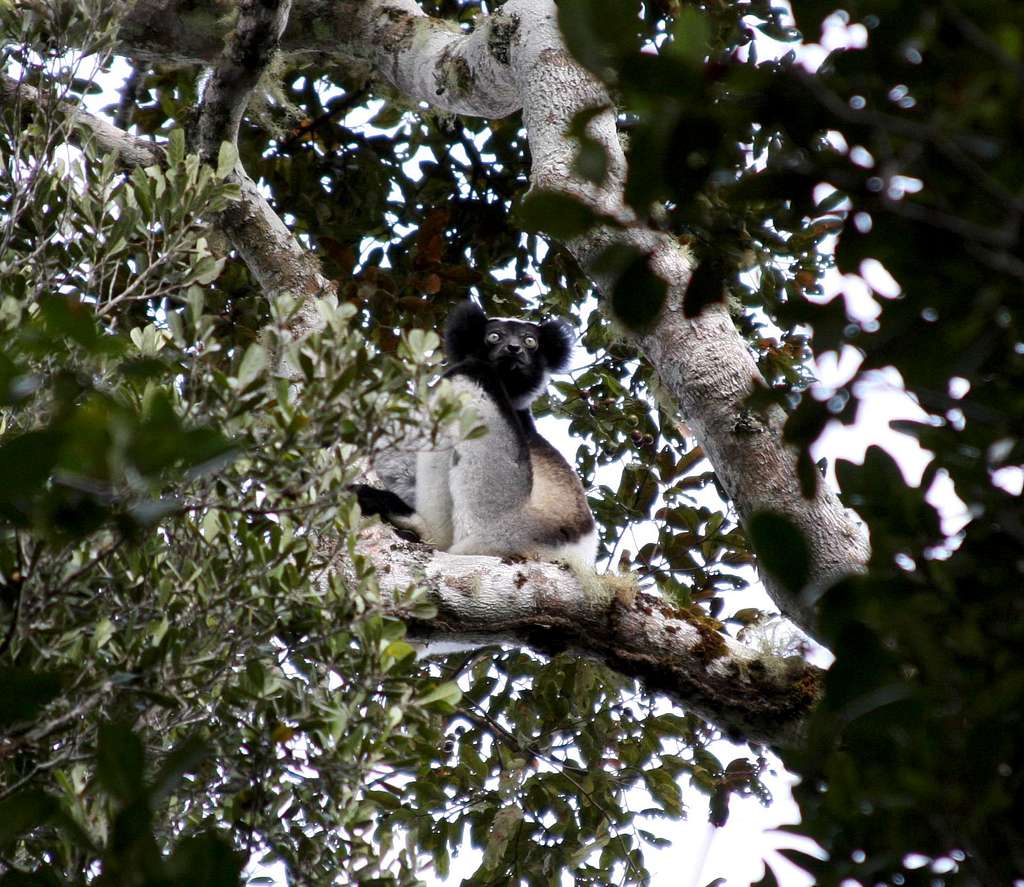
[112,0,871,639]
[356,524,821,746]
[117,0,524,117]
[117,0,327,67]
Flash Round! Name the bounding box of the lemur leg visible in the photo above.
[411,447,455,549]
[351,484,424,542]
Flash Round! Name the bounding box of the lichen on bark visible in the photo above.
[487,11,520,66]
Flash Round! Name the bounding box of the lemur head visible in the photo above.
[444,301,574,408]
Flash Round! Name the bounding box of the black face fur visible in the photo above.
[444,301,574,405]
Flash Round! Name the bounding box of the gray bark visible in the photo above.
[3,0,847,735]
[1,74,164,167]
[108,0,871,638]
[353,524,821,746]
[191,0,334,323]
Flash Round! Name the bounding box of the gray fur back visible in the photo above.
[371,447,418,508]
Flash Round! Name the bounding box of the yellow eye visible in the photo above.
[524,335,537,349]
[486,331,501,344]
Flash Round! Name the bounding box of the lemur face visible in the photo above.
[443,302,574,408]
[484,320,542,370]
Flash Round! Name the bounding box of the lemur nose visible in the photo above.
[507,341,522,353]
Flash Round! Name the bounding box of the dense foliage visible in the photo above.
[0,1,1021,885]
[557,1,1023,882]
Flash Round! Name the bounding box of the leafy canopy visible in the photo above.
[0,1,1022,885]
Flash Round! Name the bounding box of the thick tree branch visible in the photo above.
[193,0,331,329]
[195,0,292,160]
[355,524,821,747]
[117,0,522,116]
[219,173,334,311]
[112,0,871,639]
[118,0,327,68]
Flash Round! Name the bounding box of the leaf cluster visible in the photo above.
[0,9,772,885]
[558,1,1024,883]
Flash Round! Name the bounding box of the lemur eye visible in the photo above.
[486,331,502,344]
[523,335,538,349]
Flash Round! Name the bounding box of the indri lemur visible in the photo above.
[353,301,597,564]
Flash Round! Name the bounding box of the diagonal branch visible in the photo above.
[356,524,821,746]
[112,0,870,640]
[0,73,164,167]
[193,0,332,320]
[195,0,292,161]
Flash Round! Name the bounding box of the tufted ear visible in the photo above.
[444,300,487,362]
[538,318,574,373]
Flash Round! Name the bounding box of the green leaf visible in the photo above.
[709,785,730,826]
[236,343,266,390]
[216,141,238,179]
[669,6,711,67]
[0,668,63,727]
[384,640,416,662]
[568,106,612,184]
[747,512,810,596]
[683,252,729,319]
[558,0,641,75]
[516,191,602,240]
[417,681,462,708]
[39,296,102,350]
[97,722,146,805]
[92,617,114,651]
[481,806,522,873]
[150,737,210,804]
[0,790,58,850]
[192,255,226,286]
[165,831,244,886]
[643,767,683,816]
[167,128,186,166]
[595,244,667,332]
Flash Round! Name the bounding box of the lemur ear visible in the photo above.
[539,318,574,373]
[444,301,487,362]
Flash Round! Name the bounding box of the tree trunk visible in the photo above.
[116,0,869,636]
[36,0,874,730]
